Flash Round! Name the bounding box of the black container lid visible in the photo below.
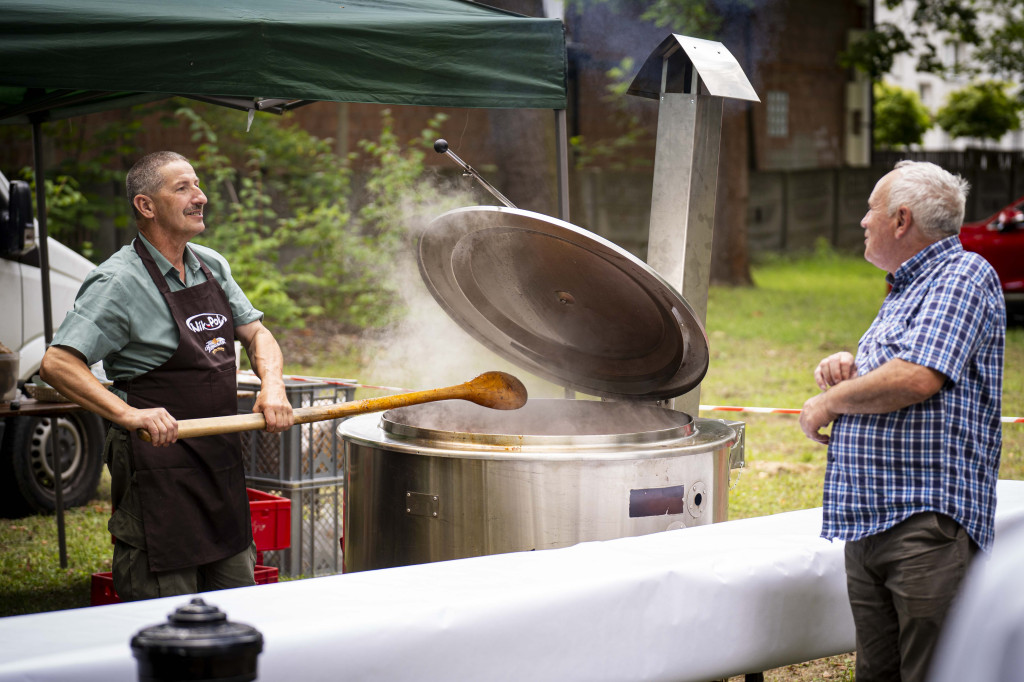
[418,206,709,401]
[131,598,263,682]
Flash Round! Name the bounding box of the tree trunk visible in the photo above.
[711,99,754,286]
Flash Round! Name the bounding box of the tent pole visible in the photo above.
[554,108,574,400]
[31,121,54,346]
[555,109,570,223]
[31,119,68,570]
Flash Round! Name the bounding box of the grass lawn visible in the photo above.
[708,251,1024,520]
[3,249,1021,647]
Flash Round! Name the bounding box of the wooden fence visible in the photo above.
[573,150,1024,258]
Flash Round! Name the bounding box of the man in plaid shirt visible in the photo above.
[800,160,1005,682]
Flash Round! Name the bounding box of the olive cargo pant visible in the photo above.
[844,511,977,682]
[105,426,255,602]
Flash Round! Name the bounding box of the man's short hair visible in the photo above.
[125,151,189,219]
[888,160,970,240]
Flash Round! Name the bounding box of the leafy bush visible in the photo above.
[7,100,471,334]
[873,80,932,149]
[570,57,652,170]
[936,80,1022,142]
[180,103,454,332]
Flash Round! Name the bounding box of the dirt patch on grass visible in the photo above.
[749,460,820,477]
[726,653,855,681]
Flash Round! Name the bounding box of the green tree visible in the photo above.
[873,81,932,149]
[178,103,452,332]
[842,1,1023,84]
[4,101,170,254]
[568,0,756,286]
[841,2,1024,150]
[569,57,653,170]
[572,0,736,37]
[935,80,1022,143]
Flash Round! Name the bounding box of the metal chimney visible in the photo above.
[628,35,759,415]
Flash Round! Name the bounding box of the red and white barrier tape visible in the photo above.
[239,372,1024,423]
[700,405,801,416]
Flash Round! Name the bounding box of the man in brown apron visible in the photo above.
[41,151,294,600]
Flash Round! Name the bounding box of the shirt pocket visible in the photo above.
[874,316,908,347]
[860,317,907,371]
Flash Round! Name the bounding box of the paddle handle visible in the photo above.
[138,384,469,441]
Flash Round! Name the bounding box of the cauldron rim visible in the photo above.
[380,397,695,444]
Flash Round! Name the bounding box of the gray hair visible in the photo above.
[125,151,189,220]
[888,160,969,239]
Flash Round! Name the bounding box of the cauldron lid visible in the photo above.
[418,206,709,401]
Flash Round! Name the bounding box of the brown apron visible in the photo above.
[114,238,251,572]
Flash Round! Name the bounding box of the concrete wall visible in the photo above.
[875,150,1024,221]
[571,158,1024,260]
[747,168,880,253]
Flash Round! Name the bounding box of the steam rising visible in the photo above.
[360,175,564,416]
[362,157,694,435]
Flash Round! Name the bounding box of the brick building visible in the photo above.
[0,0,874,261]
[562,0,873,259]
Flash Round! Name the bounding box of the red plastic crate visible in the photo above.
[90,571,119,606]
[254,565,279,585]
[90,566,279,606]
[247,488,291,553]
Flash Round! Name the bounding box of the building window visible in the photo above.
[919,82,932,107]
[947,42,963,69]
[766,91,789,138]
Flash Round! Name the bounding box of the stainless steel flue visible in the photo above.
[628,35,760,415]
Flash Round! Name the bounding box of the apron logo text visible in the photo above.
[186,313,228,333]
[204,337,228,354]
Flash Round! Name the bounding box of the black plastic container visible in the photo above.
[130,598,263,682]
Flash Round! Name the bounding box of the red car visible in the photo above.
[960,197,1024,307]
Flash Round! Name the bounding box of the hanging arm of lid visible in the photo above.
[433,139,517,209]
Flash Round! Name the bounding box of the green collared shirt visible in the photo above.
[51,234,262,385]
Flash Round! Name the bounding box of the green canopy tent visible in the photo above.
[0,0,566,118]
[0,0,567,565]
[0,0,568,336]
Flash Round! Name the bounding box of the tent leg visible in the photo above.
[31,119,67,570]
[555,108,570,223]
[554,109,574,401]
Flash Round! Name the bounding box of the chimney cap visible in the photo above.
[627,34,759,103]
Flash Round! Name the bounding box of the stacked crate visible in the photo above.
[90,489,288,606]
[247,487,292,565]
[237,377,355,577]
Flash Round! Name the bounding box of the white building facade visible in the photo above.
[876,0,1024,151]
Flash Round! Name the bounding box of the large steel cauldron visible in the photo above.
[340,205,743,573]
[340,399,738,573]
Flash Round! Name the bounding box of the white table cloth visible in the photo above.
[2,480,1023,682]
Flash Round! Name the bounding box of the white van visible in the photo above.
[0,170,104,515]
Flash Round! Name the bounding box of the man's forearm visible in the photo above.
[40,346,132,424]
[823,358,946,416]
[245,325,285,387]
[236,320,293,432]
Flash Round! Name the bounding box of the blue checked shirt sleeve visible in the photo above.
[897,271,993,385]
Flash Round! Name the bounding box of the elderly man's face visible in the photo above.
[861,173,901,272]
[148,160,208,239]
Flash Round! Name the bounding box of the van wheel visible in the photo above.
[2,413,105,516]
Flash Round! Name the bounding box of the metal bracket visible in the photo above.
[405,491,440,519]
